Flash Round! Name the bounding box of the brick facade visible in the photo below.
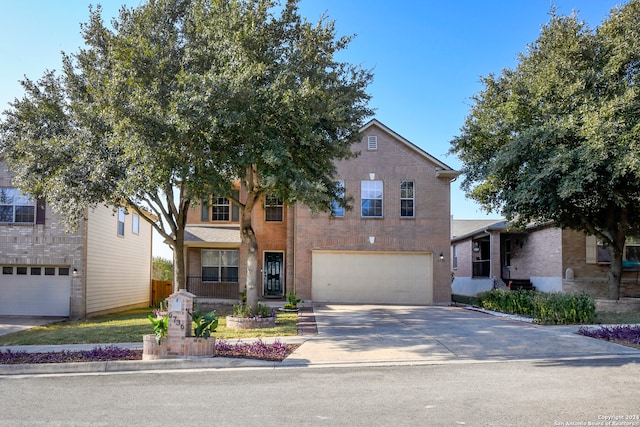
[452,221,640,298]
[184,119,457,304]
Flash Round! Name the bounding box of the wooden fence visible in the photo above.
[151,279,173,306]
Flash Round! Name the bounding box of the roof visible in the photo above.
[360,119,459,176]
[184,224,241,247]
[451,219,507,241]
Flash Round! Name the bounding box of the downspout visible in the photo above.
[292,204,296,295]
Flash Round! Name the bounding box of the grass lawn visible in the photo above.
[0,307,298,346]
[594,311,640,325]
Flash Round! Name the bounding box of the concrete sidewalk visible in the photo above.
[1,305,640,375]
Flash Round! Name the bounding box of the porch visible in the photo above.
[187,277,240,299]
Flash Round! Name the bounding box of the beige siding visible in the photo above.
[85,206,151,315]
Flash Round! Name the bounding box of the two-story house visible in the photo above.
[183,119,458,305]
[0,158,154,318]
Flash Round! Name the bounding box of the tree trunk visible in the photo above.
[242,190,260,311]
[607,244,622,301]
[173,228,187,292]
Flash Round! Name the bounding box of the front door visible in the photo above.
[263,252,284,296]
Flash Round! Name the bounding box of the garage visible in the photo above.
[0,266,71,316]
[312,251,433,305]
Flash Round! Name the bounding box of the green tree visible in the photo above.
[0,0,372,308]
[450,1,640,300]
[152,257,174,281]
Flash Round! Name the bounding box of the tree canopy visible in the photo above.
[0,0,373,303]
[449,0,640,299]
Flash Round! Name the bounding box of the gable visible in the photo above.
[358,119,457,174]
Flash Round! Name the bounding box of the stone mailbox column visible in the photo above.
[165,289,195,357]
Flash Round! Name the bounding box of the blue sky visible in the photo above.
[0,0,625,258]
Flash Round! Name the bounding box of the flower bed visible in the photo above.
[1,341,299,364]
[577,325,640,349]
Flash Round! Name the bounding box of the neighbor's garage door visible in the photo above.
[0,267,71,316]
[312,251,433,305]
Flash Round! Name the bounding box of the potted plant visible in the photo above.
[147,314,168,344]
[185,308,218,357]
[143,314,168,360]
[281,291,302,312]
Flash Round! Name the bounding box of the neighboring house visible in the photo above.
[450,219,640,299]
[0,159,154,318]
[183,119,459,305]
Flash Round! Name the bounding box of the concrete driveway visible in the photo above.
[283,304,640,366]
[0,316,66,337]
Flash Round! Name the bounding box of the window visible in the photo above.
[45,267,56,276]
[201,198,209,221]
[265,196,283,222]
[231,190,240,222]
[2,267,12,275]
[17,267,27,275]
[587,235,640,264]
[368,136,378,150]
[452,245,458,269]
[201,250,239,282]
[0,187,35,224]
[331,181,345,218]
[117,207,125,236]
[212,197,230,221]
[59,268,70,276]
[400,181,414,217]
[132,213,140,234]
[361,180,383,217]
[31,267,41,275]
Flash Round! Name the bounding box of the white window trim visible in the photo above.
[361,180,383,218]
[117,207,125,237]
[0,187,36,224]
[132,213,140,235]
[264,196,284,222]
[400,180,415,218]
[211,196,231,222]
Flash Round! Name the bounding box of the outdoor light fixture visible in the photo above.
[369,236,375,244]
[439,252,445,262]
[73,268,78,276]
[473,242,480,252]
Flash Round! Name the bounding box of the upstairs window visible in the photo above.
[361,180,383,217]
[132,213,140,234]
[212,197,230,221]
[117,207,125,236]
[400,181,415,217]
[331,181,345,218]
[265,196,283,222]
[0,188,35,224]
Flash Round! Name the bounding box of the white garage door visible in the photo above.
[312,251,433,305]
[0,267,71,316]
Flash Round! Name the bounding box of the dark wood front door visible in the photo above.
[263,252,284,296]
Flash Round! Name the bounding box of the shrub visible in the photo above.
[478,290,595,324]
